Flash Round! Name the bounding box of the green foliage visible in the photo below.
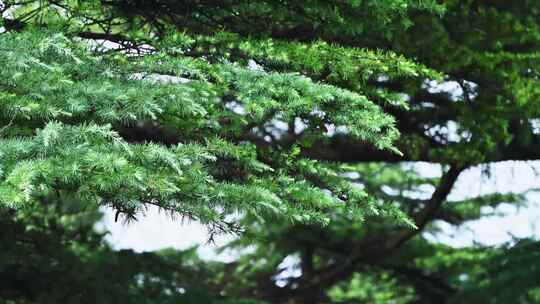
[0,199,253,303]
[0,28,419,230]
[328,272,416,304]
[1,0,540,303]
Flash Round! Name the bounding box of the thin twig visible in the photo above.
[0,115,16,136]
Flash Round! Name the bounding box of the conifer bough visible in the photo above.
[0,26,434,231]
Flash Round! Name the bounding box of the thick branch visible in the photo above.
[383,165,464,251]
[272,165,464,303]
[300,133,540,164]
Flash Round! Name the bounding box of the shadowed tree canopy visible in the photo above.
[1,0,540,303]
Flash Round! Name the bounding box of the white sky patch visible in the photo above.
[130,72,191,85]
[423,79,478,100]
[425,120,471,143]
[531,118,540,134]
[248,59,264,71]
[294,117,308,134]
[425,79,462,97]
[99,206,237,261]
[274,254,302,287]
[402,183,437,200]
[224,101,247,115]
[424,161,540,247]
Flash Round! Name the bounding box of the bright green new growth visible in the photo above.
[0,28,434,230]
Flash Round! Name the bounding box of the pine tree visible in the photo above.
[1,1,540,303]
